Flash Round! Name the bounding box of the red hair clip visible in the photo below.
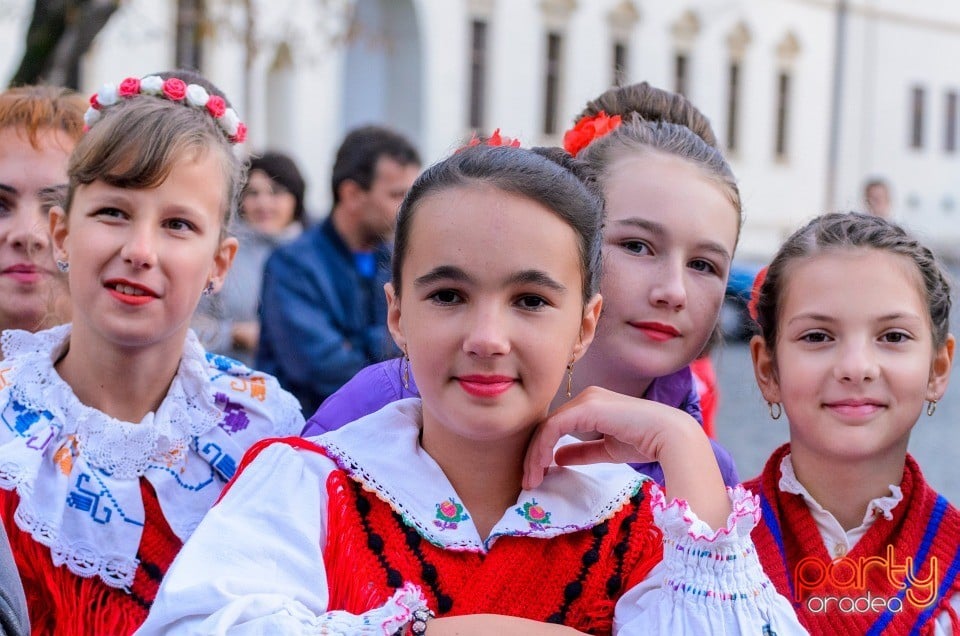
[562,111,622,156]
[747,266,768,324]
[462,128,521,151]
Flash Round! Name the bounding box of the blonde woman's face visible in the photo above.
[0,127,72,332]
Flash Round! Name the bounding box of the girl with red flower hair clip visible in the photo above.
[304,82,743,491]
[0,69,302,635]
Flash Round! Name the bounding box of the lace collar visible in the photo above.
[0,325,301,590]
[317,399,645,552]
[1,325,221,478]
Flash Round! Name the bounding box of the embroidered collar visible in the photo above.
[0,325,296,590]
[317,398,645,552]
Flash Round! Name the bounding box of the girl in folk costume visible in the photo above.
[0,85,87,343]
[0,70,303,635]
[745,212,959,634]
[140,144,805,635]
[305,82,741,488]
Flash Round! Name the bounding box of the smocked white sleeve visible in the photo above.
[136,443,427,636]
[613,485,809,635]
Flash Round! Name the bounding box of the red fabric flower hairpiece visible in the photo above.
[463,128,522,150]
[747,266,769,324]
[563,111,622,157]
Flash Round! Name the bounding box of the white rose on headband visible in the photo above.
[220,108,240,136]
[84,108,101,126]
[140,75,164,95]
[97,84,118,107]
[186,84,209,108]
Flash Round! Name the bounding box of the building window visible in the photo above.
[674,53,688,96]
[468,19,488,130]
[613,41,628,86]
[175,0,204,71]
[543,31,563,136]
[726,61,740,153]
[945,91,957,153]
[774,71,791,158]
[911,87,925,149]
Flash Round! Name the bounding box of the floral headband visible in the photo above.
[84,76,247,145]
[562,111,622,156]
[459,128,522,152]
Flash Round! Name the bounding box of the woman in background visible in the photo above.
[193,150,306,365]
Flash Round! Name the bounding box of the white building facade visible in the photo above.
[2,0,958,257]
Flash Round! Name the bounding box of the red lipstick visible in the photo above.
[630,321,681,342]
[457,374,515,398]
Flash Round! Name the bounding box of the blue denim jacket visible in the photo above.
[256,218,398,416]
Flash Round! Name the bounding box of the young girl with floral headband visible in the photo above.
[0,70,302,635]
[140,144,805,634]
[304,82,741,489]
[745,212,959,634]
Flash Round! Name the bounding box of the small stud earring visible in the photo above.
[927,400,937,417]
[202,281,215,296]
[768,401,782,420]
[55,259,69,273]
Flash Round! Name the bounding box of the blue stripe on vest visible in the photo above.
[760,490,797,602]
[867,495,948,635]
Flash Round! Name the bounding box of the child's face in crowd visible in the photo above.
[387,185,600,448]
[589,152,737,380]
[752,248,954,466]
[0,127,72,330]
[51,150,237,350]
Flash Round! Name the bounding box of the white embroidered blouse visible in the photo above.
[138,399,807,635]
[0,325,304,590]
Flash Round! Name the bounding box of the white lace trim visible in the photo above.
[3,325,222,479]
[13,500,137,589]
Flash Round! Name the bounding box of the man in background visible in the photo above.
[257,126,421,417]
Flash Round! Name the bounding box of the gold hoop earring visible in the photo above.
[927,400,937,417]
[402,347,410,391]
[565,361,574,399]
[768,402,782,420]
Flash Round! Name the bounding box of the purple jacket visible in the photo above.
[302,358,740,487]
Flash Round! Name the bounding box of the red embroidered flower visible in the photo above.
[231,122,248,144]
[205,95,227,118]
[747,266,768,324]
[161,78,187,101]
[563,111,622,156]
[118,77,141,98]
[89,94,101,110]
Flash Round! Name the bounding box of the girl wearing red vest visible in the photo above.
[0,71,303,635]
[141,143,805,635]
[745,212,960,634]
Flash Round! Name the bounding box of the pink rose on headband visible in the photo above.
[89,94,101,110]
[205,95,227,118]
[162,78,188,101]
[118,77,141,98]
[232,122,248,144]
[563,111,622,157]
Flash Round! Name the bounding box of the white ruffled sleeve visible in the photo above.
[614,485,808,635]
[136,442,427,636]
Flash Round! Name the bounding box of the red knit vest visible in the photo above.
[0,480,183,636]
[231,437,663,635]
[744,444,960,635]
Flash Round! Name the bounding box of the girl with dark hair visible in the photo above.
[141,144,804,635]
